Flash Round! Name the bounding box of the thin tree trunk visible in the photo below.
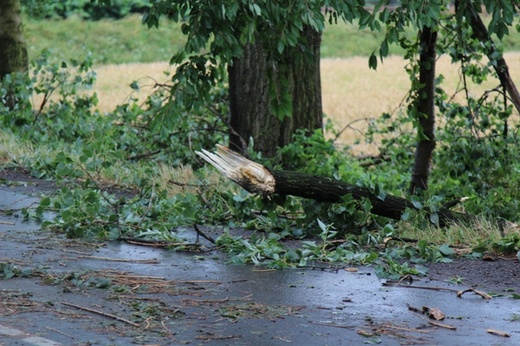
[457,0,520,114]
[410,27,437,194]
[228,26,323,157]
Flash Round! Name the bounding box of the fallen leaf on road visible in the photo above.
[422,306,445,320]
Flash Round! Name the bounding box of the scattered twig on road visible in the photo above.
[61,301,140,327]
[193,223,216,244]
[383,282,492,299]
[410,312,457,330]
[457,288,492,299]
[77,255,160,264]
[309,321,356,329]
[487,329,510,337]
[378,322,431,334]
[119,237,203,250]
[196,332,240,341]
[45,326,75,339]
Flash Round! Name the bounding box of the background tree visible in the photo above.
[143,1,369,157]
[228,26,322,156]
[0,0,28,109]
[371,0,520,194]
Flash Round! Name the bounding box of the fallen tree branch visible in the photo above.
[62,301,140,327]
[196,145,474,227]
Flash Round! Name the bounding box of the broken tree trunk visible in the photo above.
[197,145,473,227]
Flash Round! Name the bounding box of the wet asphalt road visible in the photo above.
[1,185,519,345]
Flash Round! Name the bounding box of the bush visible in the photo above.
[21,0,149,20]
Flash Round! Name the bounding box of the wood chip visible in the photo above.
[487,329,510,337]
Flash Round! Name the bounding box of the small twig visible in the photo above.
[102,273,166,281]
[122,238,202,249]
[333,117,376,142]
[62,249,91,255]
[196,333,240,341]
[487,329,510,337]
[182,294,253,305]
[410,312,457,330]
[179,280,221,284]
[252,269,277,272]
[193,223,216,244]
[456,288,492,299]
[396,275,415,286]
[383,236,419,247]
[127,149,161,161]
[383,282,492,299]
[0,221,15,225]
[380,322,431,334]
[61,302,140,327]
[77,255,160,264]
[309,321,356,329]
[168,180,204,188]
[45,326,75,339]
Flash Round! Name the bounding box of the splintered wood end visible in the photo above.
[196,145,275,196]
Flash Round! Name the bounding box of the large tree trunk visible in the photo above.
[0,0,28,109]
[410,27,438,194]
[228,26,323,157]
[0,0,28,77]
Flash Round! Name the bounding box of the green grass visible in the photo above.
[24,15,186,65]
[24,14,520,65]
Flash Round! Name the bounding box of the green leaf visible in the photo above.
[40,197,51,207]
[438,244,453,256]
[277,40,285,54]
[251,3,261,16]
[380,39,389,58]
[317,218,327,233]
[429,213,439,226]
[368,53,377,70]
[129,81,139,90]
[411,196,423,209]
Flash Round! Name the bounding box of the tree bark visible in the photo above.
[0,0,28,109]
[457,0,520,114]
[0,0,28,77]
[410,27,437,194]
[228,26,323,157]
[197,145,474,228]
[274,170,471,226]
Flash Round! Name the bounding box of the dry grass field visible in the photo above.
[89,53,520,154]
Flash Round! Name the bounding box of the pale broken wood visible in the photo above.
[487,329,510,337]
[196,144,275,196]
